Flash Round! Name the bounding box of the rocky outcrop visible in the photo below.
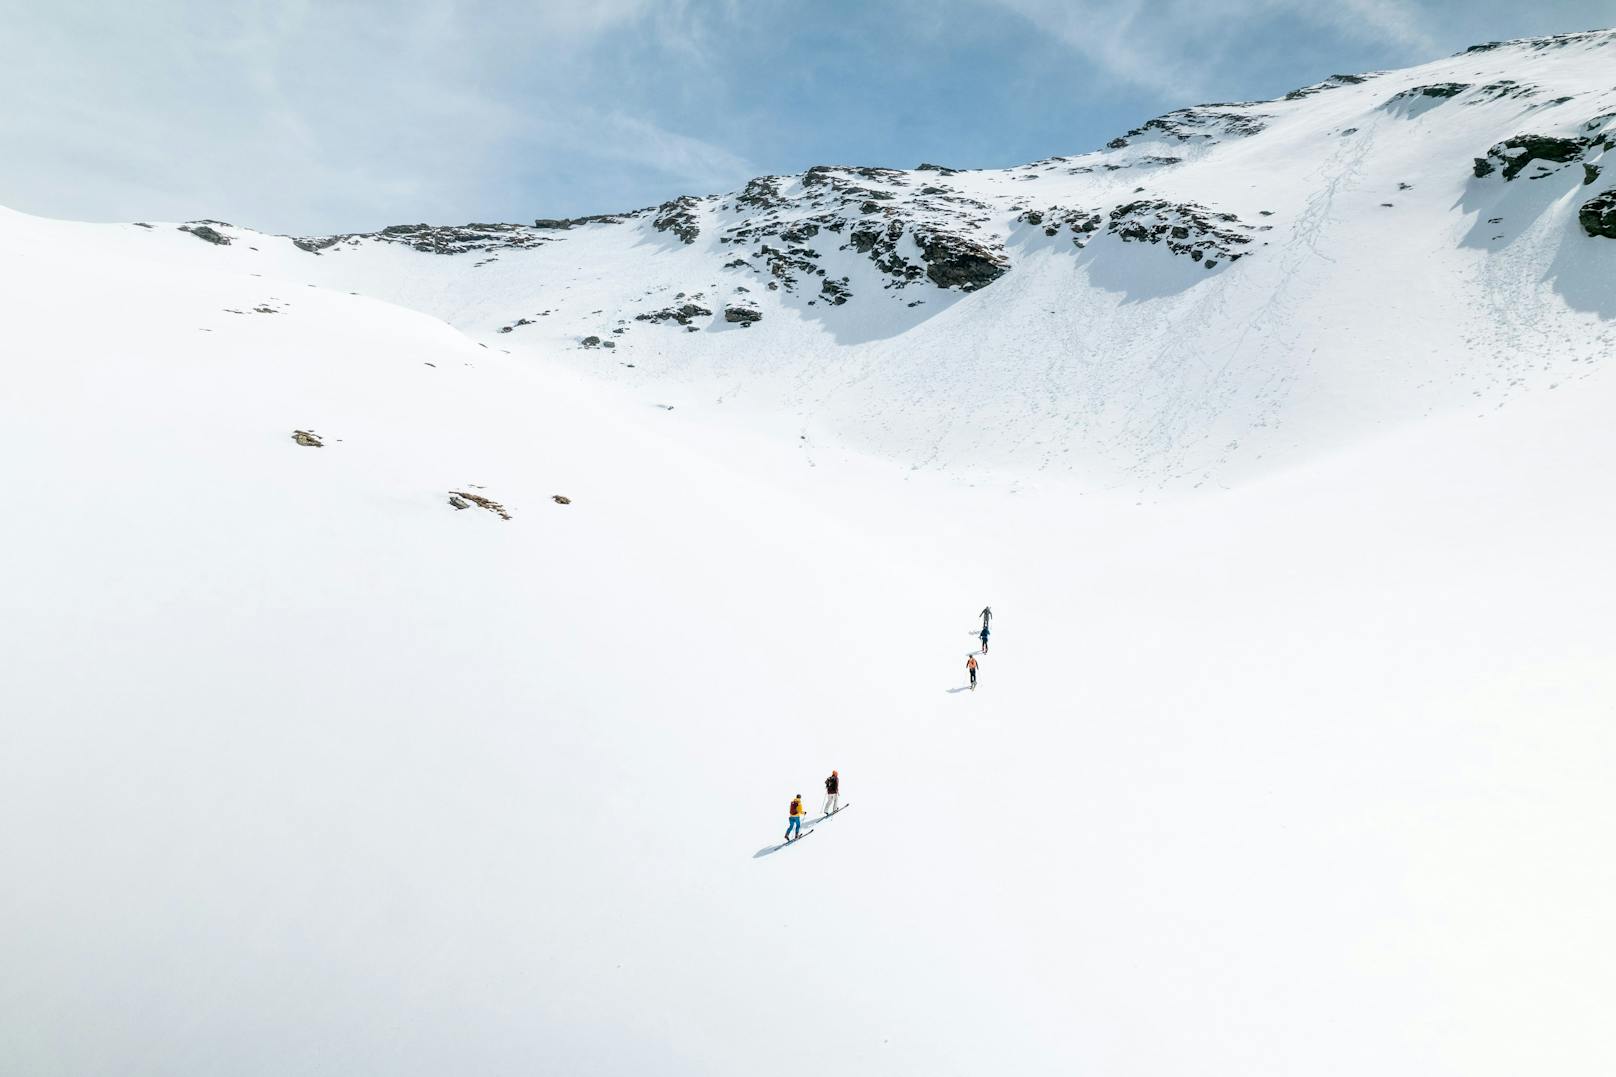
[1386,82,1469,105]
[449,490,511,520]
[635,301,712,326]
[180,223,231,245]
[724,304,762,325]
[652,196,702,244]
[734,176,786,211]
[1283,73,1371,100]
[1107,107,1268,149]
[1468,79,1539,104]
[914,230,1010,291]
[1107,201,1255,267]
[291,429,323,447]
[1473,134,1590,180]
[1579,189,1616,238]
[819,277,852,305]
[296,221,551,255]
[1018,206,1105,245]
[533,211,640,230]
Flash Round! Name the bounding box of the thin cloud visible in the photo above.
[979,0,1440,100]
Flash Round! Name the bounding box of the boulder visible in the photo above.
[179,224,231,245]
[1578,189,1616,238]
[915,231,1010,291]
[1476,134,1586,181]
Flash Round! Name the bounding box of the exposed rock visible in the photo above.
[734,176,787,211]
[1386,82,1470,106]
[915,162,959,174]
[1474,134,1587,181]
[780,221,820,243]
[296,221,552,256]
[1020,206,1104,244]
[1284,73,1371,100]
[914,230,1010,291]
[291,429,323,448]
[820,277,852,305]
[724,304,762,325]
[552,495,572,505]
[652,196,702,244]
[1116,108,1268,145]
[448,495,471,510]
[1468,79,1539,104]
[1578,189,1616,238]
[449,490,512,520]
[533,211,639,230]
[179,224,231,245]
[1108,201,1255,265]
[635,302,712,326]
[580,335,603,348]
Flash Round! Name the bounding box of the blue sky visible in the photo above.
[0,0,1610,233]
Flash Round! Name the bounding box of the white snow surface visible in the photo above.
[2,30,1615,1077]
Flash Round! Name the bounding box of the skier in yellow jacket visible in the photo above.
[785,794,808,842]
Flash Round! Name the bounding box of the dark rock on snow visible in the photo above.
[1579,189,1616,238]
[179,224,231,245]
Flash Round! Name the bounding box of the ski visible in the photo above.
[777,829,814,850]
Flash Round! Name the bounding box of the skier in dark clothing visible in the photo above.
[979,624,990,654]
[823,770,840,815]
[980,606,992,629]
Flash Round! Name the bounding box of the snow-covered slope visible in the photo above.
[2,29,1615,1077]
[73,28,1616,488]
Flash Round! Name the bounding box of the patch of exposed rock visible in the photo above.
[1017,206,1105,246]
[1106,107,1268,149]
[1467,79,1539,104]
[448,490,512,520]
[1283,73,1372,100]
[724,304,762,325]
[1579,189,1616,238]
[635,301,712,326]
[1385,83,1470,108]
[291,429,323,447]
[1107,201,1256,266]
[652,196,703,244]
[295,222,553,256]
[533,211,641,230]
[914,229,1010,290]
[180,223,231,245]
[1472,132,1605,181]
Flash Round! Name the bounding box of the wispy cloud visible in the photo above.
[978,0,1439,99]
[0,0,754,232]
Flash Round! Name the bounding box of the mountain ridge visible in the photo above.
[28,26,1616,488]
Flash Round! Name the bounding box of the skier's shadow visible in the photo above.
[945,686,971,694]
